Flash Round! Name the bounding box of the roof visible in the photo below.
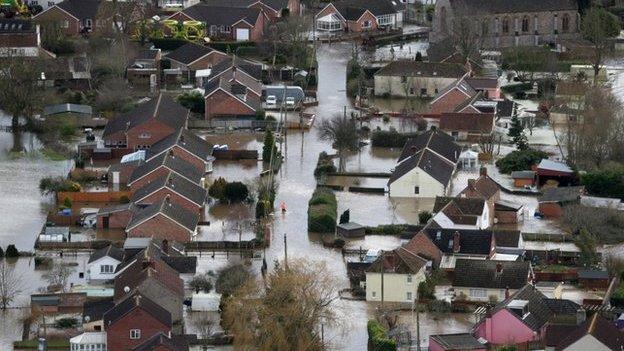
[537,159,573,174]
[398,129,461,163]
[131,171,207,207]
[460,173,500,200]
[388,148,456,187]
[129,152,203,185]
[492,229,521,248]
[439,112,494,134]
[136,49,160,61]
[497,100,517,118]
[70,332,107,345]
[165,42,220,65]
[88,245,124,264]
[556,314,624,351]
[374,61,465,78]
[0,19,34,33]
[178,4,263,26]
[433,197,486,225]
[123,237,153,250]
[511,170,535,179]
[204,77,262,112]
[466,77,498,90]
[97,203,134,216]
[43,103,92,116]
[429,333,485,350]
[577,269,609,280]
[103,94,188,139]
[114,254,185,300]
[448,0,578,14]
[127,198,199,233]
[332,0,405,20]
[367,247,428,274]
[431,77,477,105]
[421,228,493,255]
[494,200,524,212]
[161,255,197,274]
[104,293,172,328]
[208,57,262,81]
[56,0,101,20]
[202,0,289,11]
[453,259,530,289]
[82,297,115,322]
[132,332,189,351]
[538,186,584,203]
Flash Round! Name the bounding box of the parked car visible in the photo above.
[266,95,277,108]
[285,96,296,108]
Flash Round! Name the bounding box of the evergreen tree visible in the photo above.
[262,129,277,163]
[508,115,529,150]
[339,209,350,224]
[5,245,18,258]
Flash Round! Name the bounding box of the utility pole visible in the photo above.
[380,259,384,309]
[283,233,288,267]
[416,298,421,351]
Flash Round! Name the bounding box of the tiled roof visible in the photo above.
[453,259,530,289]
[146,129,213,163]
[448,0,577,14]
[129,152,203,185]
[332,0,405,20]
[56,0,100,20]
[538,186,584,203]
[466,77,498,90]
[398,129,461,163]
[132,332,189,351]
[439,112,495,134]
[388,148,456,187]
[429,333,485,350]
[103,292,172,328]
[367,247,428,274]
[431,78,477,105]
[165,42,219,65]
[208,57,263,81]
[88,245,124,264]
[126,198,199,233]
[83,297,114,322]
[374,61,466,78]
[114,254,185,301]
[97,203,134,216]
[496,99,517,118]
[136,49,160,60]
[555,314,624,351]
[203,0,289,11]
[421,228,493,255]
[492,229,521,248]
[131,172,207,207]
[179,4,263,26]
[460,173,500,200]
[433,197,486,226]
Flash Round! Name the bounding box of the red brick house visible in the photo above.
[0,19,56,58]
[438,112,495,142]
[126,198,199,243]
[33,0,101,36]
[164,42,228,85]
[429,78,476,114]
[130,172,207,213]
[97,203,135,229]
[168,5,268,42]
[132,332,189,351]
[103,94,189,150]
[315,0,405,33]
[128,151,204,189]
[145,128,215,174]
[538,186,584,218]
[104,293,172,351]
[203,0,302,21]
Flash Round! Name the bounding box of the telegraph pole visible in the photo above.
[283,233,288,267]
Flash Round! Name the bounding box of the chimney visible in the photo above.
[142,258,154,270]
[167,176,174,188]
[505,287,510,299]
[161,239,169,254]
[467,179,476,189]
[411,145,417,155]
[480,167,487,177]
[165,194,171,206]
[133,293,142,305]
[168,149,175,158]
[452,231,460,253]
[496,263,503,275]
[179,134,185,145]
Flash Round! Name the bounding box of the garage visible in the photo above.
[236,28,250,41]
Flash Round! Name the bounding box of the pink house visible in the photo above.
[429,333,486,351]
[473,284,583,348]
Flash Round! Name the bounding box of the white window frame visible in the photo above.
[130,329,141,339]
[362,20,372,29]
[407,274,412,283]
[61,20,69,29]
[469,288,487,298]
[100,264,114,274]
[406,291,413,301]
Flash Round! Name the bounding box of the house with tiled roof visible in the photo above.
[97,203,135,229]
[113,254,185,323]
[554,314,624,351]
[388,129,461,198]
[431,196,491,229]
[164,42,228,84]
[430,0,580,48]
[33,0,101,36]
[373,61,466,98]
[87,245,124,282]
[104,293,172,351]
[365,247,428,302]
[203,0,302,21]
[146,128,214,173]
[438,112,495,141]
[168,4,268,42]
[315,0,405,33]
[453,260,532,303]
[473,284,584,347]
[128,151,204,189]
[429,333,487,351]
[103,94,189,150]
[116,238,197,276]
[126,198,200,243]
[132,332,190,351]
[130,172,207,213]
[429,77,477,114]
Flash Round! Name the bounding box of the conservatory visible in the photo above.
[316,13,344,31]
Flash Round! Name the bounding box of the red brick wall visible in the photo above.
[172,145,205,172]
[106,308,170,351]
[347,11,378,32]
[34,8,81,36]
[187,51,229,71]
[430,89,470,114]
[97,210,133,229]
[316,4,341,22]
[250,12,266,41]
[126,120,177,150]
[514,178,534,187]
[205,89,256,120]
[127,214,192,243]
[0,32,38,47]
[495,210,519,225]
[250,2,278,22]
[139,189,202,213]
[404,232,443,267]
[538,202,563,218]
[104,130,127,147]
[129,167,171,190]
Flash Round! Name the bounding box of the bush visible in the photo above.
[62,197,72,209]
[216,263,251,297]
[339,209,350,224]
[189,274,213,293]
[581,166,624,200]
[208,177,228,202]
[314,152,336,177]
[5,245,19,258]
[119,195,130,204]
[224,182,249,203]
[366,224,407,235]
[367,320,397,351]
[371,130,419,148]
[39,177,81,195]
[495,149,549,174]
[418,211,432,224]
[177,91,205,114]
[54,318,78,329]
[307,188,337,232]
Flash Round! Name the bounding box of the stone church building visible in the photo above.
[430,0,581,48]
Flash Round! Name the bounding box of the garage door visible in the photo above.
[236,28,250,41]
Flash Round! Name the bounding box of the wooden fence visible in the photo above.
[35,240,112,251]
[57,191,132,203]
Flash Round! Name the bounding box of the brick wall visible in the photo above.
[0,32,38,47]
[538,202,563,218]
[495,210,520,224]
[97,209,133,229]
[205,89,256,120]
[106,308,170,351]
[34,8,81,36]
[130,167,171,190]
[514,178,534,187]
[139,189,203,213]
[347,11,378,32]
[126,120,177,150]
[127,215,192,243]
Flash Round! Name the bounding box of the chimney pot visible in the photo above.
[480,167,487,177]
[468,179,476,188]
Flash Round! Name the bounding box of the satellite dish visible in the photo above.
[84,315,91,322]
[152,15,160,22]
[124,286,130,293]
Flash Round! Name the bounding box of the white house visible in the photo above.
[70,332,107,351]
[365,247,428,303]
[388,130,461,198]
[431,197,491,230]
[87,245,124,282]
[374,61,466,98]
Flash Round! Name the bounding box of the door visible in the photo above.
[102,216,109,229]
[236,28,250,41]
[112,171,120,184]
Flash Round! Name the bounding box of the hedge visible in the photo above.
[150,38,189,51]
[314,152,336,177]
[367,320,397,351]
[495,149,549,174]
[307,188,337,232]
[371,130,419,148]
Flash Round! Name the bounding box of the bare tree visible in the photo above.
[318,114,359,171]
[0,261,23,310]
[43,262,75,293]
[581,7,620,82]
[478,134,496,156]
[449,14,482,71]
[190,313,215,338]
[223,260,339,350]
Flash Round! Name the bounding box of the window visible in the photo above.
[130,329,141,339]
[100,264,114,274]
[469,289,487,298]
[378,14,393,26]
[138,132,151,139]
[420,88,427,96]
[434,88,438,94]
[362,20,372,29]
[85,19,92,28]
[562,14,570,32]
[61,20,69,29]
[502,17,509,34]
[414,186,419,194]
[451,131,459,139]
[372,291,377,298]
[521,16,528,32]
[406,292,413,301]
[409,87,415,95]
[407,274,412,283]
[224,26,231,33]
